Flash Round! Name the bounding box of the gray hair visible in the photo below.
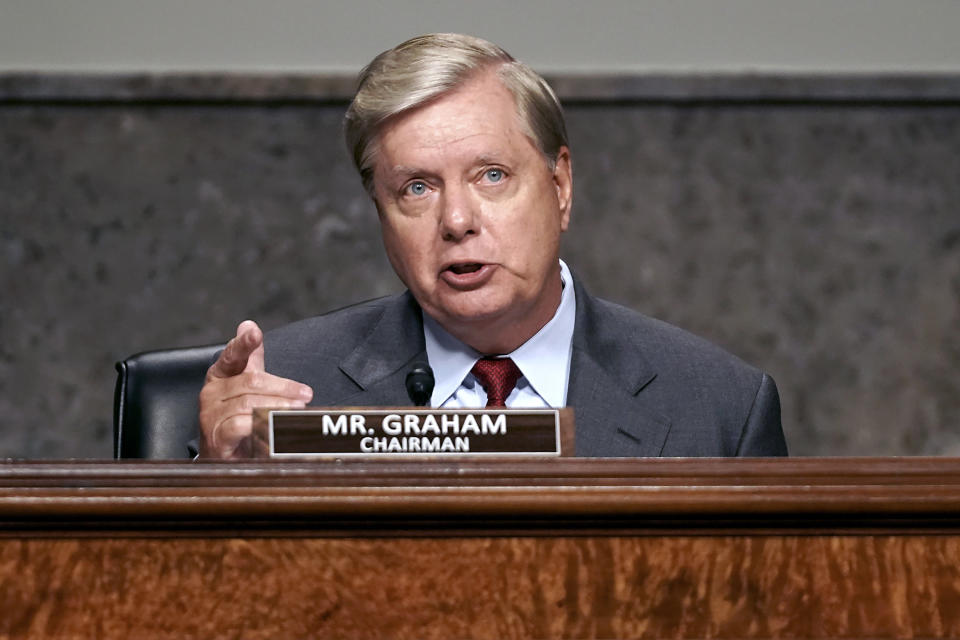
[344,33,568,196]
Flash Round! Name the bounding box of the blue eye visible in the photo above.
[485,168,504,183]
[406,181,427,196]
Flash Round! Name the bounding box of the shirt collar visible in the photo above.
[423,259,577,407]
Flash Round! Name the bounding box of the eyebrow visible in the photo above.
[474,154,505,166]
[385,154,509,181]
[389,166,424,177]
[382,166,440,188]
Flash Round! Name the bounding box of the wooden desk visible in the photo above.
[2,458,959,638]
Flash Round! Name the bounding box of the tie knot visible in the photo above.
[470,357,522,408]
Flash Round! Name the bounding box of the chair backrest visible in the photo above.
[113,344,224,459]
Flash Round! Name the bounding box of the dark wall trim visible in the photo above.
[3,72,960,105]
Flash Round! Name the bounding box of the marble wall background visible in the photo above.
[1,75,958,458]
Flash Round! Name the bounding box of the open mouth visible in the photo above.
[440,262,494,289]
[447,263,484,275]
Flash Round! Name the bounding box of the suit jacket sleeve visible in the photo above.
[734,372,788,456]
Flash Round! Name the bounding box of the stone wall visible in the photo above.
[2,75,958,457]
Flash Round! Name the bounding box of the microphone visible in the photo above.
[405,361,435,407]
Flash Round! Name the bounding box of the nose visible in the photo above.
[439,184,478,242]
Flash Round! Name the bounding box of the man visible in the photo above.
[197,33,787,459]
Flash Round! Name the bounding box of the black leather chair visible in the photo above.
[113,344,223,459]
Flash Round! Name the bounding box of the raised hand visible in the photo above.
[197,320,313,458]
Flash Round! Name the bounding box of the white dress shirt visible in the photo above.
[423,259,576,408]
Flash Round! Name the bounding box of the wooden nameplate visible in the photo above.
[252,407,575,459]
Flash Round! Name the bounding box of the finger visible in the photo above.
[211,397,308,456]
[198,410,251,459]
[214,370,313,403]
[210,413,254,458]
[245,333,265,374]
[208,320,263,380]
[215,394,309,415]
[200,395,309,459]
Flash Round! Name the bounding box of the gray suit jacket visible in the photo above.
[263,277,787,457]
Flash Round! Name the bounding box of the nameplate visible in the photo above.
[252,407,574,458]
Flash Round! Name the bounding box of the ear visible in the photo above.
[552,146,573,232]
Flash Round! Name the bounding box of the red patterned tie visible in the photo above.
[470,357,523,407]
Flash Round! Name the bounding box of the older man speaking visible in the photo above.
[197,34,787,459]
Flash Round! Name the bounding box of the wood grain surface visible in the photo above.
[4,458,960,533]
[2,535,960,639]
[3,458,960,638]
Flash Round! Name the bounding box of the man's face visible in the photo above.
[371,71,572,353]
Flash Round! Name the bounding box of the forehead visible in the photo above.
[375,72,531,166]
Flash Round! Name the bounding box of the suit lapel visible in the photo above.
[325,279,672,455]
[334,292,427,407]
[567,277,672,457]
